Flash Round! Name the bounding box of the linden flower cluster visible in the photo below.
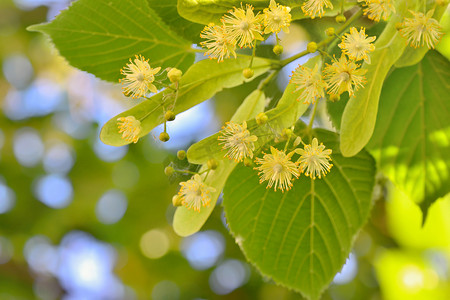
[217,121,333,192]
[357,0,396,22]
[200,0,292,62]
[117,55,183,144]
[398,10,444,49]
[173,174,216,212]
[290,27,375,102]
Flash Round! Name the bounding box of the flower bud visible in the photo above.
[177,150,186,160]
[172,195,183,206]
[281,128,292,139]
[325,27,335,36]
[243,157,253,167]
[243,68,254,79]
[164,166,175,176]
[336,15,346,23]
[159,132,170,142]
[273,44,283,55]
[256,112,268,125]
[207,158,218,170]
[167,68,182,83]
[293,136,302,147]
[307,42,318,53]
[165,110,176,121]
[329,94,340,102]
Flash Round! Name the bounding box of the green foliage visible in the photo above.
[368,51,450,218]
[148,0,204,43]
[100,56,272,146]
[339,14,407,157]
[177,0,348,25]
[28,0,194,82]
[223,128,376,299]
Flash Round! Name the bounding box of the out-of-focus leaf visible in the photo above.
[223,128,376,299]
[368,51,450,218]
[147,0,204,44]
[178,0,349,25]
[28,0,194,82]
[100,56,272,146]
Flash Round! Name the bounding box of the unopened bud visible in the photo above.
[207,158,218,170]
[307,42,318,53]
[329,94,340,102]
[172,195,183,206]
[273,44,283,55]
[177,150,186,160]
[159,132,170,142]
[293,136,302,147]
[167,68,182,83]
[336,15,346,23]
[165,110,176,121]
[436,0,447,7]
[256,112,268,125]
[164,166,175,176]
[325,27,335,36]
[243,68,254,79]
[281,128,292,139]
[243,157,253,167]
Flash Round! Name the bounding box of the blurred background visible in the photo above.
[0,0,450,299]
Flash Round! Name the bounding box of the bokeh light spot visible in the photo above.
[2,53,33,89]
[43,142,75,174]
[333,252,358,285]
[0,182,16,214]
[140,229,170,259]
[13,127,44,167]
[181,230,225,270]
[209,259,250,295]
[35,174,73,208]
[151,280,180,300]
[96,190,128,224]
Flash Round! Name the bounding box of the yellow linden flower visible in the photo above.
[120,55,161,99]
[218,121,258,162]
[255,146,300,192]
[338,27,376,63]
[290,63,327,104]
[359,0,396,22]
[178,174,216,212]
[222,4,264,48]
[399,10,444,49]
[301,0,333,19]
[323,55,367,96]
[200,23,237,62]
[117,116,141,143]
[263,0,292,34]
[295,138,332,179]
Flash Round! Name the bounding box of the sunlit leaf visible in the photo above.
[178,0,350,25]
[100,56,272,146]
[223,128,376,299]
[147,0,203,43]
[29,0,194,82]
[368,51,450,218]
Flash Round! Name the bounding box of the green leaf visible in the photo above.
[368,51,450,219]
[223,128,376,299]
[340,13,408,157]
[178,0,348,25]
[147,0,204,44]
[100,56,272,146]
[173,89,267,236]
[28,0,194,82]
